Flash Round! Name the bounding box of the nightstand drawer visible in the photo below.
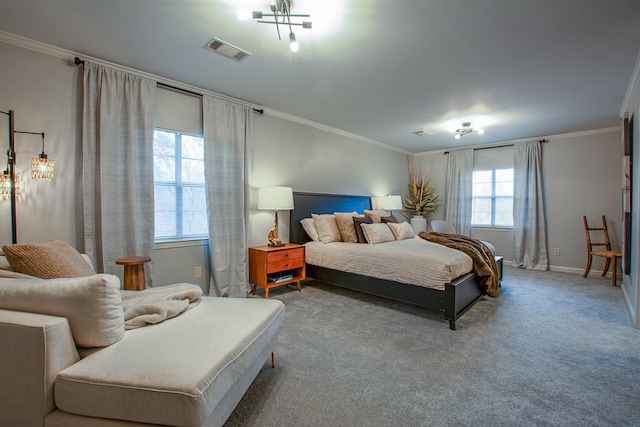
[267,257,304,274]
[267,248,304,263]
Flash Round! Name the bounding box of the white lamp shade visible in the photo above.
[258,186,294,210]
[374,195,402,211]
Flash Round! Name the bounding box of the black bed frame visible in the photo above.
[289,192,485,330]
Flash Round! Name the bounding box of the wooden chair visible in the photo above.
[582,215,622,286]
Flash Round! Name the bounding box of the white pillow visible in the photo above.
[312,214,342,243]
[387,222,415,240]
[0,274,125,348]
[361,223,395,244]
[300,218,319,241]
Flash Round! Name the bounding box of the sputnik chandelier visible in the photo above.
[454,122,484,139]
[251,0,312,52]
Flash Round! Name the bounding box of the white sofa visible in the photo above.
[0,247,285,427]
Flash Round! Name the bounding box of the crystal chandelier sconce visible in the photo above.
[31,133,54,180]
[454,122,484,139]
[0,171,20,196]
[251,0,312,52]
[1,109,54,243]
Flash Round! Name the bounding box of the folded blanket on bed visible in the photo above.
[418,232,500,297]
[121,283,203,329]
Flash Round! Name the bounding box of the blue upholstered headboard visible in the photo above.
[289,192,372,244]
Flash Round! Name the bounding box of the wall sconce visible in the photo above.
[373,194,403,216]
[31,133,54,180]
[1,109,54,243]
[258,186,294,247]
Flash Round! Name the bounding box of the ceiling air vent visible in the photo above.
[206,38,251,62]
[413,130,432,137]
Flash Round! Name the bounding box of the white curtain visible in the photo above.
[82,62,157,284]
[445,149,474,235]
[513,140,549,270]
[203,96,254,297]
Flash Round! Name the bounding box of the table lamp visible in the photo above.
[375,194,402,216]
[258,186,294,247]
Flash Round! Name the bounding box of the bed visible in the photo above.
[290,192,487,330]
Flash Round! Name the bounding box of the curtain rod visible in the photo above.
[73,57,264,115]
[444,139,548,155]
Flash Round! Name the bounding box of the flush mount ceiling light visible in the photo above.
[251,0,312,52]
[454,122,484,139]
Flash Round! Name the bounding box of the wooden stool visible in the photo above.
[116,256,151,291]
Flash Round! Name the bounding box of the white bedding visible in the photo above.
[304,236,473,290]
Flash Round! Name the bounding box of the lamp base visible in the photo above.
[268,240,285,247]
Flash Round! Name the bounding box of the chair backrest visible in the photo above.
[430,220,456,234]
[583,215,612,252]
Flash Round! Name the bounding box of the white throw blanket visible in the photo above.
[121,283,203,330]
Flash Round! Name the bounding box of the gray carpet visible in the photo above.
[225,268,640,427]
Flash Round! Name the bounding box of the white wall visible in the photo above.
[415,128,623,274]
[0,39,408,292]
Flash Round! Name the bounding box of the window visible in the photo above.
[153,129,208,241]
[471,168,514,227]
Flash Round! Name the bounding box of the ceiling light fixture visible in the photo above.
[454,122,484,139]
[252,0,312,52]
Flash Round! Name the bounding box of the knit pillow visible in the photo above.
[2,240,95,279]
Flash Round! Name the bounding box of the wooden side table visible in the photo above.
[249,244,305,298]
[116,256,151,291]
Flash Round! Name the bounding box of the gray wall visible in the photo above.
[250,114,408,247]
[621,62,640,329]
[0,39,408,291]
[0,42,83,248]
[415,128,623,275]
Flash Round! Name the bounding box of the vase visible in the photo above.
[410,215,427,234]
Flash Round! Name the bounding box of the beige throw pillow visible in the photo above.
[300,218,320,241]
[334,211,361,243]
[364,209,389,223]
[387,222,415,240]
[0,274,125,347]
[312,214,342,243]
[2,240,95,279]
[361,223,395,244]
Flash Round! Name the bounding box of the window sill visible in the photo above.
[470,226,514,232]
[154,238,209,250]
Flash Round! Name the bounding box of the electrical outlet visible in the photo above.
[194,266,203,278]
[553,248,560,256]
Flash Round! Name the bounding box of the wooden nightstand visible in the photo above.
[249,244,305,298]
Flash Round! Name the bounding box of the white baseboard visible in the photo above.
[503,260,584,275]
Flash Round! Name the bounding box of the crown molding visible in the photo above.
[0,30,409,156]
[264,108,411,155]
[414,126,620,157]
[0,30,71,60]
[620,48,640,116]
